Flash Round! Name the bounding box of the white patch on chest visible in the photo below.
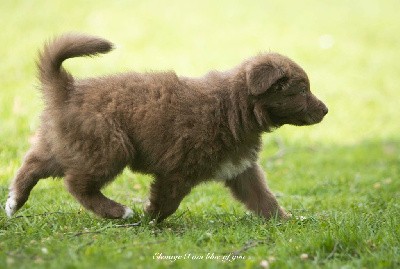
[213,158,253,181]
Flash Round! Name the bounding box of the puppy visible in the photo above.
[5,33,328,221]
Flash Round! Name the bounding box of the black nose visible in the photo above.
[322,106,328,115]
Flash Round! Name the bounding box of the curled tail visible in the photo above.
[37,33,114,107]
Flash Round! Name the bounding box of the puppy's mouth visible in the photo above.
[270,112,326,127]
[288,117,315,126]
[303,114,322,125]
[267,101,328,127]
[297,103,329,126]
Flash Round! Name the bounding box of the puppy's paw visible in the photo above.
[5,191,17,217]
[281,212,293,220]
[143,200,153,215]
[278,207,292,221]
[122,207,134,219]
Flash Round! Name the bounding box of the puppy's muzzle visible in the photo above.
[320,102,328,116]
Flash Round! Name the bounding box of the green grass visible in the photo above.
[1,0,399,268]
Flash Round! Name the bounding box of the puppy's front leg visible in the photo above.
[225,164,290,220]
[145,176,192,222]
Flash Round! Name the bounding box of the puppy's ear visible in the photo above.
[246,63,285,95]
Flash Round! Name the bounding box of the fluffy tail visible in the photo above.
[37,33,114,107]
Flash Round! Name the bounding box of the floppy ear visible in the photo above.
[246,63,285,95]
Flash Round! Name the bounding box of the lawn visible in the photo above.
[1,0,399,268]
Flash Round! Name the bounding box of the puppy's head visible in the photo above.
[245,53,328,129]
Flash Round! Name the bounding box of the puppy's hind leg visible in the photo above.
[5,147,63,217]
[64,173,133,219]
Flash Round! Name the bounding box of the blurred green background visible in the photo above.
[1,1,399,268]
[1,0,399,145]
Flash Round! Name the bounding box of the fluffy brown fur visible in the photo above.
[5,33,328,221]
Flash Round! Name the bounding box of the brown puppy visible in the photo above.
[5,33,328,221]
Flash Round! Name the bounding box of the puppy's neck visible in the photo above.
[219,71,267,141]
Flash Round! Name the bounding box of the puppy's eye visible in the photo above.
[300,89,307,96]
